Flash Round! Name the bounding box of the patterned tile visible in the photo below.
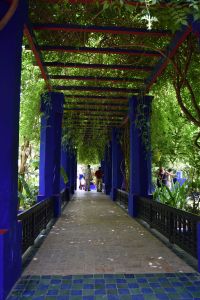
[7,273,200,299]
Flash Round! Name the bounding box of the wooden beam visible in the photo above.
[44,62,153,72]
[144,24,192,93]
[49,75,144,83]
[65,102,128,107]
[34,45,161,57]
[34,1,169,8]
[64,108,127,113]
[54,85,140,93]
[64,95,128,101]
[32,23,172,37]
[64,111,126,116]
[24,24,51,91]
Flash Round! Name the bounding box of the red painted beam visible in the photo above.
[33,23,172,37]
[145,25,192,93]
[24,25,52,91]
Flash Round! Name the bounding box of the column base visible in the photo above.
[128,193,138,218]
[0,223,22,300]
[111,188,117,201]
[105,184,111,195]
[53,195,62,218]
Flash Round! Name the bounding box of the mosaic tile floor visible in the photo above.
[7,273,200,300]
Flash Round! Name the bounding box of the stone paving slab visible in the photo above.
[23,191,195,275]
[7,273,200,300]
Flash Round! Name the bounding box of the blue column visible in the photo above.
[198,222,200,273]
[101,160,105,183]
[60,146,68,191]
[38,92,64,217]
[192,21,200,39]
[128,95,152,217]
[69,149,75,194]
[111,128,123,200]
[74,149,77,190]
[0,1,27,299]
[104,143,112,195]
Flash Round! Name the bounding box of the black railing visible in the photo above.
[18,197,54,254]
[116,189,128,209]
[137,196,200,258]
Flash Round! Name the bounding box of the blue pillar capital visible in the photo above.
[41,92,64,114]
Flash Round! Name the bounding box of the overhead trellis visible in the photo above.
[25,0,195,162]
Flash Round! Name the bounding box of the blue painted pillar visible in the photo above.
[38,92,64,217]
[104,143,112,195]
[66,146,71,190]
[198,222,200,272]
[69,149,75,194]
[111,128,123,200]
[128,95,152,217]
[0,1,28,299]
[60,146,68,191]
[192,22,200,272]
[192,21,200,40]
[74,149,77,190]
[101,160,105,183]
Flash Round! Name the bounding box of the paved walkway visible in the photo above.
[8,191,200,299]
[23,191,194,275]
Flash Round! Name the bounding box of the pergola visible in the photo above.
[0,1,200,299]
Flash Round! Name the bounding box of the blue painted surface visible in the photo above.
[128,96,152,217]
[0,1,27,299]
[111,128,123,201]
[8,273,200,300]
[104,143,112,195]
[198,223,200,273]
[192,20,200,36]
[60,146,68,191]
[38,92,64,201]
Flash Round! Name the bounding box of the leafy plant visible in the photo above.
[153,182,188,210]
[60,166,69,184]
[18,175,37,210]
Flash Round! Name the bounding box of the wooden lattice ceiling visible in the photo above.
[25,0,192,142]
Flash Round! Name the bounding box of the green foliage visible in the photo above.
[60,166,68,184]
[18,175,37,210]
[153,183,188,210]
[151,78,197,168]
[20,49,45,143]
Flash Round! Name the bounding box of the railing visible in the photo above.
[137,196,200,258]
[116,189,128,210]
[18,197,54,254]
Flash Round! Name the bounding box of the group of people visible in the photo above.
[79,165,103,192]
[156,166,175,189]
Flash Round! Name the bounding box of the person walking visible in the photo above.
[95,167,103,192]
[84,165,92,191]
